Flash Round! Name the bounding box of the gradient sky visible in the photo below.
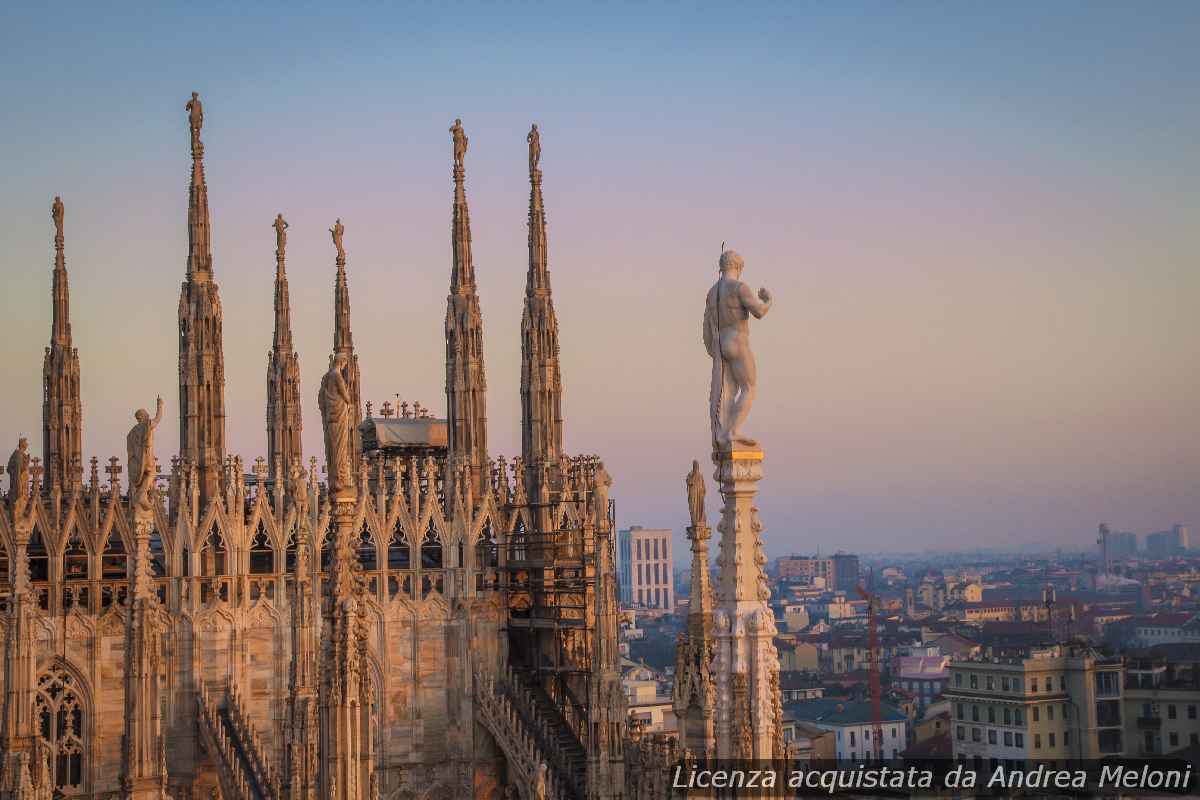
[1,2,1197,561]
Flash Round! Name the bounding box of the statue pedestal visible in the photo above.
[710,446,783,761]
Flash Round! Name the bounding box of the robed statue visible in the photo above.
[686,459,706,530]
[319,352,356,500]
[704,248,772,448]
[527,123,541,174]
[450,118,468,166]
[330,218,345,262]
[52,197,64,242]
[273,213,288,257]
[186,92,204,138]
[7,438,29,507]
[127,396,164,514]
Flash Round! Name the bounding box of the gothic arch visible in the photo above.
[33,657,93,794]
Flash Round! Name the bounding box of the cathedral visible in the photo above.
[0,95,685,800]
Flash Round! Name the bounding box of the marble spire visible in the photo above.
[178,91,227,507]
[520,124,563,473]
[267,214,302,479]
[329,219,362,470]
[445,118,488,478]
[42,195,82,491]
[673,460,716,758]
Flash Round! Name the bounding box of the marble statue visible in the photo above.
[186,92,203,138]
[450,118,468,166]
[319,352,355,499]
[527,123,541,174]
[127,396,164,512]
[593,462,612,526]
[686,459,705,529]
[52,196,64,240]
[534,763,548,800]
[330,218,345,262]
[273,213,288,256]
[7,437,29,505]
[704,248,772,448]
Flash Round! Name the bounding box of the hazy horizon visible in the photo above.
[2,3,1197,557]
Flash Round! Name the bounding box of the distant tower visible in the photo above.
[444,118,488,481]
[520,123,563,473]
[178,91,227,506]
[42,195,82,491]
[266,214,303,479]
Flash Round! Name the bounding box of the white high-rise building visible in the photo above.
[618,526,675,610]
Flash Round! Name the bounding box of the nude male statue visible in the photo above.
[704,248,772,448]
[449,118,468,165]
[186,92,203,135]
[52,196,64,241]
[127,396,164,513]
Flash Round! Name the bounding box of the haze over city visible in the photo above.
[1,2,1196,555]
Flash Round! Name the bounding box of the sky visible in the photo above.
[1,2,1197,562]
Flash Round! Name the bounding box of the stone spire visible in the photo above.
[328,219,362,470]
[267,214,302,480]
[445,118,488,479]
[673,460,716,759]
[520,124,563,474]
[42,196,82,491]
[178,91,226,507]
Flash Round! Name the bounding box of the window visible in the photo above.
[1048,733,1055,748]
[1004,708,1012,725]
[1004,731,1013,746]
[1059,676,1066,691]
[987,676,994,691]
[988,707,995,724]
[35,666,86,790]
[955,673,963,687]
[970,675,978,689]
[850,731,856,746]
[957,726,965,741]
[1169,705,1178,720]
[1030,678,1037,694]
[988,730,997,744]
[1189,706,1197,720]
[1064,731,1071,747]
[1002,677,1010,691]
[1191,734,1198,746]
[1034,734,1041,749]
[1014,677,1022,692]
[1170,732,1179,747]
[1094,671,1119,697]
[972,728,981,742]
[1033,707,1039,722]
[972,706,979,722]
[1143,702,1152,718]
[1015,733,1024,747]
[1045,677,1053,692]
[1014,709,1023,726]
[636,540,641,559]
[1063,703,1071,720]
[1047,705,1054,721]
[957,704,964,721]
[891,727,897,738]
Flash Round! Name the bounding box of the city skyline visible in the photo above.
[1,3,1197,553]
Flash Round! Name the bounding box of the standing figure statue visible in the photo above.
[686,459,706,529]
[273,213,288,257]
[52,196,64,241]
[527,123,541,174]
[329,218,345,262]
[186,91,204,141]
[449,117,468,166]
[533,763,548,800]
[7,438,30,507]
[704,248,772,448]
[319,353,356,500]
[127,396,164,514]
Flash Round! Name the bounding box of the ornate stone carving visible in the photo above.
[704,248,772,448]
[526,124,540,174]
[449,118,468,166]
[319,353,356,500]
[7,437,29,507]
[329,218,345,263]
[686,459,705,529]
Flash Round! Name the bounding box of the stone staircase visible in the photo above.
[196,680,280,800]
[473,665,586,800]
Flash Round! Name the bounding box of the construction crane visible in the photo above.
[856,571,884,762]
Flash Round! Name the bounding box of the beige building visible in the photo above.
[1124,649,1200,756]
[617,527,673,610]
[946,645,1124,767]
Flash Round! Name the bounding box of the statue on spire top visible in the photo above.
[450,118,468,167]
[186,92,204,143]
[52,196,64,241]
[273,213,288,257]
[330,218,345,262]
[527,124,541,174]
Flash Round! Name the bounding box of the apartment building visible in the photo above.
[617,526,674,610]
[1124,646,1200,756]
[945,645,1124,768]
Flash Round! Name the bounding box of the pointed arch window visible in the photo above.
[0,538,9,591]
[357,523,378,571]
[147,528,167,577]
[387,520,411,571]
[476,519,498,569]
[62,532,89,582]
[199,525,226,577]
[421,519,443,569]
[100,531,127,580]
[249,523,274,574]
[35,664,87,790]
[319,520,333,573]
[28,528,50,582]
